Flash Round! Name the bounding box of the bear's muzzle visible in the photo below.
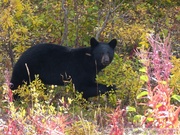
[101,54,110,66]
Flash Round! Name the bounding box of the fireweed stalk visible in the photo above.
[137,34,180,129]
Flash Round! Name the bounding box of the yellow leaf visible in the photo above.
[3,0,9,3]
[140,75,148,82]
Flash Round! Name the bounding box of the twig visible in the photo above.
[74,0,79,46]
[96,0,124,39]
[61,0,68,45]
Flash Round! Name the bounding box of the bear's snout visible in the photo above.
[101,54,110,66]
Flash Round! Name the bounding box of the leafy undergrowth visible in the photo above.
[134,34,180,134]
[0,34,180,135]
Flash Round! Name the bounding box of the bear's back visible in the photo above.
[17,44,71,63]
[23,43,70,56]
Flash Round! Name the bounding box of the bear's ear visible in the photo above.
[90,37,99,48]
[108,39,117,49]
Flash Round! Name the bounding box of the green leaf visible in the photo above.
[133,115,143,123]
[137,91,148,99]
[150,18,155,23]
[171,94,180,102]
[175,14,180,21]
[126,106,136,112]
[139,67,147,73]
[140,75,148,82]
[146,117,154,122]
[93,6,99,10]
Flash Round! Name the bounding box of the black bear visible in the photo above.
[10,38,117,99]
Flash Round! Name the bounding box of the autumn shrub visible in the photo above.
[0,76,110,134]
[136,34,180,131]
[0,72,71,134]
[1,104,70,134]
[108,100,125,135]
[106,33,180,135]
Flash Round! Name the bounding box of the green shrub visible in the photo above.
[14,75,47,104]
[170,56,180,95]
[96,54,144,107]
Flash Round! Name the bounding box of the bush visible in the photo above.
[96,53,144,107]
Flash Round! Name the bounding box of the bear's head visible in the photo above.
[90,37,117,68]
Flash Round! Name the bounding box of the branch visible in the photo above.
[96,0,124,40]
[74,0,79,46]
[61,0,68,45]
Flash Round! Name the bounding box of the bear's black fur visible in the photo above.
[10,38,117,99]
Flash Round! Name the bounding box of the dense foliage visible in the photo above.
[0,0,179,134]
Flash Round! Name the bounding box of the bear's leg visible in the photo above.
[78,83,115,100]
